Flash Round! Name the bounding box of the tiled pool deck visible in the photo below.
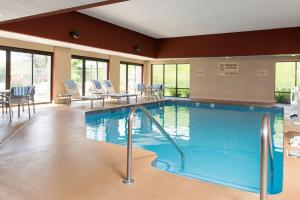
[0,98,299,200]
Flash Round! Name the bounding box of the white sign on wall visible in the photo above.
[257,70,268,77]
[218,63,239,76]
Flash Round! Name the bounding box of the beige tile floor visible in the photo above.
[0,98,300,200]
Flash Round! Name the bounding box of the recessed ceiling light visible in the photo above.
[291,54,296,57]
[0,14,3,18]
[225,57,230,59]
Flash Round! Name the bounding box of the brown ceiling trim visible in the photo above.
[0,0,129,25]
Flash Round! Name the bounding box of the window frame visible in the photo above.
[0,45,53,103]
[71,55,109,96]
[120,61,144,92]
[151,63,190,97]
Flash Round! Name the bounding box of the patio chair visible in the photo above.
[21,85,36,114]
[63,80,105,108]
[136,83,145,96]
[91,80,106,95]
[4,86,31,121]
[102,80,138,103]
[0,93,7,115]
[27,86,36,113]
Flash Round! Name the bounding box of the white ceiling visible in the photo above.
[80,0,300,38]
[0,0,106,22]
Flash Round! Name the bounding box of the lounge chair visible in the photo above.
[97,80,138,103]
[64,80,104,108]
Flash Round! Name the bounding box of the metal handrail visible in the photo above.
[152,90,164,107]
[123,105,185,184]
[260,114,274,200]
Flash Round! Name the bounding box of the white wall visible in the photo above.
[148,56,300,103]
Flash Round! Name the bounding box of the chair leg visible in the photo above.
[32,98,35,114]
[22,103,25,112]
[9,104,12,122]
[91,100,93,109]
[28,101,31,118]
[102,99,104,107]
[18,104,20,117]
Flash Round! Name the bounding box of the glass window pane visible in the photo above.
[275,62,295,91]
[127,65,135,93]
[71,58,83,95]
[177,64,190,88]
[97,61,108,82]
[136,65,142,85]
[120,64,127,92]
[275,62,296,103]
[164,64,177,96]
[127,65,142,94]
[11,52,32,86]
[33,54,51,102]
[0,50,6,90]
[297,62,300,87]
[85,60,97,96]
[152,64,163,84]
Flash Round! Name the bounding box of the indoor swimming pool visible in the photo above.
[85,101,284,194]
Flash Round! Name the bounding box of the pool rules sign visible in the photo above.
[218,63,239,77]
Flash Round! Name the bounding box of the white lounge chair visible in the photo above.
[99,80,138,103]
[64,80,104,108]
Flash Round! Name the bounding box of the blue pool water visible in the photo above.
[85,101,284,194]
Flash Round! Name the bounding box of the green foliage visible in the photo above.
[169,88,177,96]
[275,90,290,104]
[71,59,83,84]
[182,89,190,98]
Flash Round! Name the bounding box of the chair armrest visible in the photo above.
[58,94,72,97]
[0,94,9,98]
[120,90,129,94]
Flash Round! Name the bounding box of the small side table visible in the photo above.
[54,94,72,104]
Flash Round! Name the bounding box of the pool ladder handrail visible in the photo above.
[152,90,164,107]
[260,114,274,200]
[123,105,185,184]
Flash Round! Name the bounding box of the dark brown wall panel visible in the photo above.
[0,12,158,58]
[1,11,300,59]
[157,27,300,58]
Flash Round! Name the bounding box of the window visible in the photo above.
[71,59,83,95]
[275,62,299,103]
[0,50,6,90]
[151,64,190,97]
[120,62,143,93]
[0,47,52,103]
[11,52,32,86]
[71,56,108,95]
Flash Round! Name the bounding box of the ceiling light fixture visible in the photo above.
[134,45,142,52]
[70,31,80,39]
[291,54,296,57]
[225,57,230,59]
